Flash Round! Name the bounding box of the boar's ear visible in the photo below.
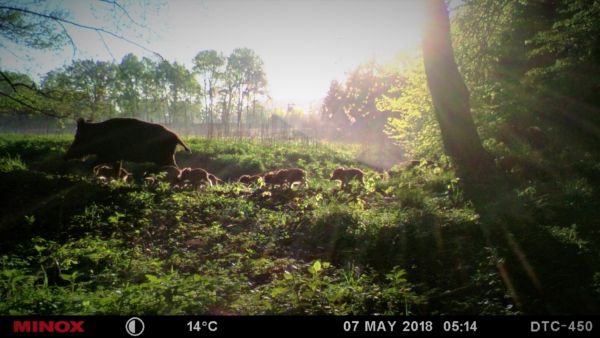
[76,117,85,126]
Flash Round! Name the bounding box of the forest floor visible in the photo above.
[1,134,599,314]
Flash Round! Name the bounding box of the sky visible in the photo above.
[0,0,427,111]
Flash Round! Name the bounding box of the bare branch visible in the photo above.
[0,70,38,93]
[0,70,57,99]
[97,30,116,61]
[56,20,77,60]
[99,0,143,29]
[0,71,18,92]
[0,4,164,60]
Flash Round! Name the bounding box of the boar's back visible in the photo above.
[82,118,184,166]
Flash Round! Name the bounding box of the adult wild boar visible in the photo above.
[64,118,190,169]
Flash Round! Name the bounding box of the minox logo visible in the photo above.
[13,320,85,333]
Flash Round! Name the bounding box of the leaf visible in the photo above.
[283,271,293,280]
[145,274,160,283]
[308,280,320,292]
[310,260,322,275]
[24,215,35,225]
[270,287,287,298]
[60,271,79,282]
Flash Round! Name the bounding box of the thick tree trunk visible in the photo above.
[422,0,494,181]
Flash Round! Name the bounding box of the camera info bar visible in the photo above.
[0,316,597,337]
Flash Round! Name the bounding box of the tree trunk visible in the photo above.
[422,0,494,183]
[225,90,233,136]
[237,89,243,138]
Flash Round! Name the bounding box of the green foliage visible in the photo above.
[0,154,26,172]
[381,58,443,159]
[320,61,404,150]
[0,7,67,50]
[1,134,600,315]
[239,261,420,315]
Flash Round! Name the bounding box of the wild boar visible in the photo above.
[64,118,190,171]
[238,174,262,184]
[180,167,212,189]
[161,165,182,186]
[143,175,156,186]
[238,175,250,183]
[330,167,364,188]
[262,171,278,185]
[93,164,113,178]
[119,168,132,182]
[208,173,223,186]
[93,164,130,182]
[264,168,306,188]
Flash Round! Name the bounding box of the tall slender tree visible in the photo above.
[117,53,144,118]
[228,48,266,137]
[193,50,224,139]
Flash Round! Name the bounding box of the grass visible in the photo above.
[0,134,599,314]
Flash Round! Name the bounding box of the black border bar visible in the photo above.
[1,316,598,337]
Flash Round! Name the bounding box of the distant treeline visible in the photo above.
[0,48,273,138]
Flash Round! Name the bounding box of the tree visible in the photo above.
[193,50,225,139]
[344,61,403,144]
[227,48,267,136]
[321,80,348,137]
[0,1,161,119]
[526,0,600,152]
[320,62,403,145]
[158,61,197,124]
[117,53,144,118]
[41,60,116,121]
[382,59,443,160]
[452,0,557,148]
[137,57,157,122]
[0,71,45,116]
[140,57,169,123]
[451,0,600,158]
[422,0,494,184]
[245,60,267,133]
[0,4,66,51]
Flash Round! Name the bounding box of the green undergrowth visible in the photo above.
[1,134,599,314]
